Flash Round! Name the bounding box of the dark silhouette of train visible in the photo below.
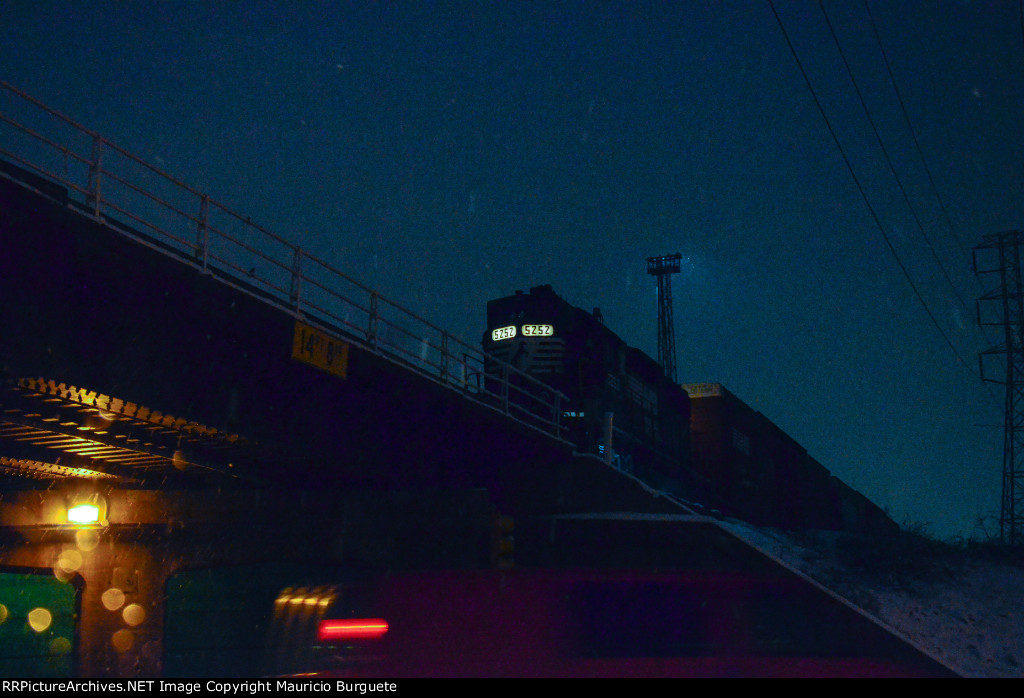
[483,284,897,536]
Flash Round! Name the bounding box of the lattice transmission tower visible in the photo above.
[975,231,1024,545]
[646,253,682,383]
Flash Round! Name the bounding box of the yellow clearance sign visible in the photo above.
[292,321,349,379]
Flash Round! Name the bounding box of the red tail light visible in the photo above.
[318,618,389,642]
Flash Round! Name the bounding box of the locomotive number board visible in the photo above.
[491,324,554,341]
[521,324,554,336]
[491,325,517,341]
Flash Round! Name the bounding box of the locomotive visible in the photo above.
[482,284,696,499]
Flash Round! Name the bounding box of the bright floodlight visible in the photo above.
[67,503,101,525]
[65,493,108,526]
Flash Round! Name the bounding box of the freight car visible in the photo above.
[482,285,695,498]
[684,383,898,536]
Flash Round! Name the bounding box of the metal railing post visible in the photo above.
[87,136,103,216]
[502,365,510,415]
[367,291,379,349]
[440,331,449,384]
[290,246,303,309]
[553,392,562,437]
[463,353,474,391]
[196,194,210,270]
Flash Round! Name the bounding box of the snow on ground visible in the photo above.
[717,520,1024,678]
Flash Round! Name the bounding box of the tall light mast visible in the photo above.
[646,253,682,383]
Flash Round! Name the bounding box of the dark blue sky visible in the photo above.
[3,1,1022,539]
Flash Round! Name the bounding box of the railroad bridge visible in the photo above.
[0,84,956,677]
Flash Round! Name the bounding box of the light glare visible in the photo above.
[67,503,100,525]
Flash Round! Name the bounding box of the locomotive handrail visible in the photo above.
[0,81,570,444]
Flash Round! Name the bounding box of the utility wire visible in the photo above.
[862,0,976,282]
[767,0,981,382]
[820,1,973,322]
[862,0,1003,359]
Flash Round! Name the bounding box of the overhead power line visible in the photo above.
[819,1,976,330]
[767,0,980,382]
[862,0,975,274]
[861,0,1002,358]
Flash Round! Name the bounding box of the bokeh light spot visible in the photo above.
[75,528,101,551]
[49,637,71,655]
[111,629,133,653]
[122,603,145,627]
[52,565,74,583]
[56,549,82,574]
[27,607,52,633]
[101,588,125,611]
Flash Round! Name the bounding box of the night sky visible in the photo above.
[2,1,1021,539]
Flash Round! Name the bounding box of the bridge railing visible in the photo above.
[0,82,568,443]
